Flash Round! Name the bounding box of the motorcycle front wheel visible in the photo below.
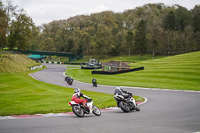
[72,105,85,117]
[119,101,130,113]
[92,105,101,116]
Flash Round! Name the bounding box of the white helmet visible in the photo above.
[74,88,80,93]
[116,86,120,90]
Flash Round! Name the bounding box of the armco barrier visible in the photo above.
[91,67,144,75]
[30,65,43,70]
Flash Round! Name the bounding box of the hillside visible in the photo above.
[0,54,40,73]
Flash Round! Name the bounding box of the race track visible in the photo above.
[1,63,200,133]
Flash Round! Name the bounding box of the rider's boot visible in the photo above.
[82,102,89,109]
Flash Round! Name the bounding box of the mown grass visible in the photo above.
[66,51,200,91]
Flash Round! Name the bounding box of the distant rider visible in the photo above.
[67,76,73,84]
[114,86,132,102]
[71,88,91,107]
[92,77,97,83]
[65,75,69,81]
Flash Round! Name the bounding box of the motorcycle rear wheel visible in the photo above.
[92,105,101,116]
[119,101,130,113]
[72,105,85,117]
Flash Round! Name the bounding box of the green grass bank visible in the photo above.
[0,53,40,73]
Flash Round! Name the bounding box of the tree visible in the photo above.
[33,3,199,57]
[40,37,54,51]
[0,2,8,49]
[192,5,200,32]
[183,25,194,53]
[164,11,176,30]
[174,5,192,31]
[192,5,200,51]
[125,30,134,57]
[134,19,147,57]
[80,31,90,55]
[4,0,17,26]
[94,24,113,58]
[8,10,36,50]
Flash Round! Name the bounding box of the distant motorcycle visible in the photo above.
[68,99,101,117]
[114,94,140,112]
[92,78,97,87]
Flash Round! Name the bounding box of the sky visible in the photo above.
[1,0,200,26]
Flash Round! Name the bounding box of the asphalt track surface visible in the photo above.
[1,63,200,133]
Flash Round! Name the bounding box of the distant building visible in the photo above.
[86,58,100,67]
[81,58,102,69]
[102,61,131,72]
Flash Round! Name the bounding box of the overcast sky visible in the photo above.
[1,0,200,26]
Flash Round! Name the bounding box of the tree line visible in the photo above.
[1,1,200,58]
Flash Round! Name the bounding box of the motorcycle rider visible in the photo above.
[92,77,96,83]
[67,76,73,85]
[71,88,91,108]
[65,75,69,81]
[114,86,132,102]
[92,78,97,86]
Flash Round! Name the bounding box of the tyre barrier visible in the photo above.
[91,67,144,75]
[81,66,102,70]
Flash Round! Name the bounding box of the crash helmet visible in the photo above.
[116,86,120,90]
[74,88,80,93]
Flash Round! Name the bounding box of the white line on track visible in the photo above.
[28,74,38,80]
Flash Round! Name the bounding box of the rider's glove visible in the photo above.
[87,98,92,102]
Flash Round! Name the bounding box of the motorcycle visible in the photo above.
[92,81,97,87]
[68,99,101,117]
[114,94,140,113]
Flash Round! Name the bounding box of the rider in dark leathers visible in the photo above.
[92,78,96,83]
[67,76,73,85]
[92,78,97,87]
[114,86,132,102]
